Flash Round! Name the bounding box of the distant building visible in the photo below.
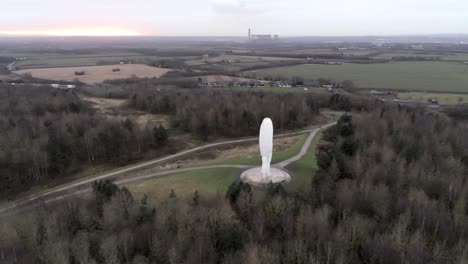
[374,39,387,47]
[410,44,424,50]
[370,90,393,96]
[50,84,77,90]
[199,80,264,88]
[326,61,342,65]
[275,81,291,88]
[248,28,278,41]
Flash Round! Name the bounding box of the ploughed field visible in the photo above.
[14,64,172,84]
[245,61,468,92]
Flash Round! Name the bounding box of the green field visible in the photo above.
[246,62,468,92]
[373,52,468,61]
[398,92,468,104]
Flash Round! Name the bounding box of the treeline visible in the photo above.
[104,77,199,90]
[0,85,168,198]
[238,61,305,72]
[1,108,466,263]
[0,56,15,63]
[129,89,326,140]
[313,109,468,263]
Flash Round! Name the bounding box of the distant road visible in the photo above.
[0,122,335,215]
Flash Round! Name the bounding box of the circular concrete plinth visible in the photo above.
[240,167,291,186]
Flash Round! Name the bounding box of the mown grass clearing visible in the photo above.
[245,62,468,92]
[123,128,329,205]
[124,168,239,204]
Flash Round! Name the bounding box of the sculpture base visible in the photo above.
[240,167,291,186]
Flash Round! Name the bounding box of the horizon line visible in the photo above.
[0,33,467,38]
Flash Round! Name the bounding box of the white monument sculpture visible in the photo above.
[259,118,273,178]
[240,118,291,185]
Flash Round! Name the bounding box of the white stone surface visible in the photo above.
[240,167,291,185]
[259,118,273,178]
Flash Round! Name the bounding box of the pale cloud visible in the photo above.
[0,0,467,36]
[209,0,271,14]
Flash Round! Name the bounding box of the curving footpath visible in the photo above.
[0,122,335,215]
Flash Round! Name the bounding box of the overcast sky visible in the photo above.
[1,0,467,36]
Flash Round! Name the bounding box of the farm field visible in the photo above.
[186,54,301,71]
[441,53,468,61]
[373,52,439,59]
[245,61,468,92]
[342,49,378,56]
[212,86,327,94]
[193,63,243,72]
[279,48,339,55]
[14,64,172,84]
[0,74,11,81]
[373,52,468,61]
[189,55,301,64]
[398,92,468,104]
[13,55,198,69]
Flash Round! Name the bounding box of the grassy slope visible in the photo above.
[209,134,308,166]
[125,168,239,204]
[286,131,322,191]
[246,62,468,92]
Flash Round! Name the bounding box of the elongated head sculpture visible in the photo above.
[240,118,290,186]
[259,118,273,178]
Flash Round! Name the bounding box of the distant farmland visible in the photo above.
[14,64,172,84]
[245,61,468,92]
[398,92,468,105]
